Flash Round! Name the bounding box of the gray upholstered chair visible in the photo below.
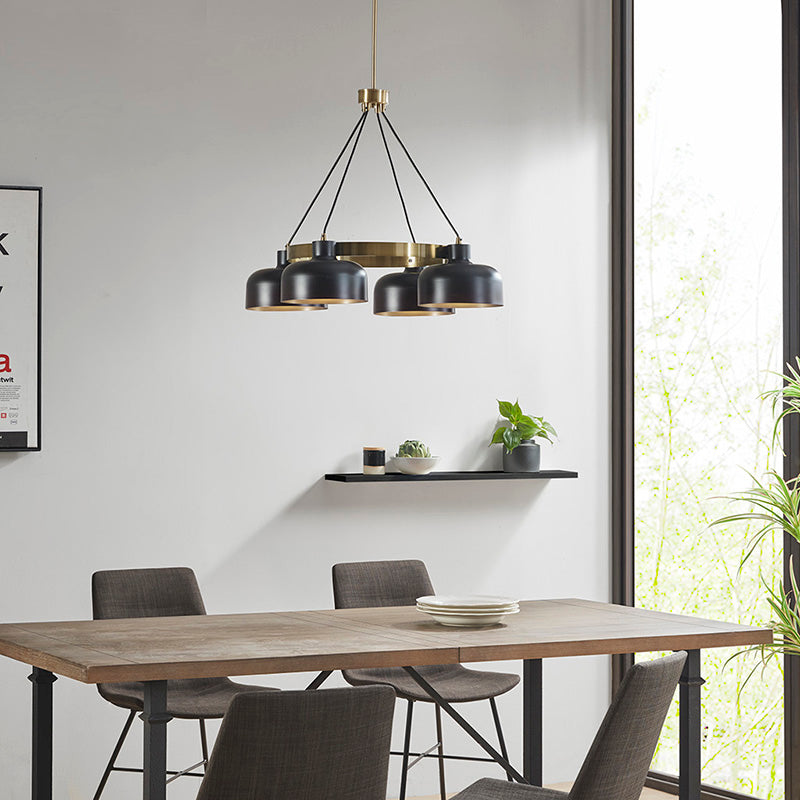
[332,559,521,800]
[450,651,687,800]
[90,567,277,799]
[196,686,396,800]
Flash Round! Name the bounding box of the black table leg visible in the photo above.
[523,659,543,786]
[679,649,704,800]
[29,667,56,800]
[141,681,171,800]
[305,670,333,690]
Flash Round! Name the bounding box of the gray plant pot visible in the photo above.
[502,440,541,473]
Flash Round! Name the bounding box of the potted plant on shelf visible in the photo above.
[391,439,440,475]
[489,400,557,473]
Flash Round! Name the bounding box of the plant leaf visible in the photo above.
[490,427,507,445]
[497,400,514,420]
[517,424,537,440]
[503,428,521,453]
[710,468,800,574]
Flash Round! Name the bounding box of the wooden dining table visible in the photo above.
[0,597,772,800]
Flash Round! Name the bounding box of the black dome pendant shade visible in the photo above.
[418,243,503,308]
[281,240,368,305]
[373,267,454,316]
[245,250,327,311]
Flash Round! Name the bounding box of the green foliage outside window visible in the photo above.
[634,110,784,797]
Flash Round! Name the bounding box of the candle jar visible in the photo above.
[363,447,386,475]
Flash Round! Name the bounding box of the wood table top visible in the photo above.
[0,599,772,684]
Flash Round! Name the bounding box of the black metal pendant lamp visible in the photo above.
[245,249,327,311]
[244,0,504,317]
[419,244,503,309]
[281,240,367,305]
[374,268,454,316]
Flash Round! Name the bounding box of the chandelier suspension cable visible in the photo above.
[286,110,369,247]
[381,112,462,243]
[321,110,370,239]
[376,111,416,243]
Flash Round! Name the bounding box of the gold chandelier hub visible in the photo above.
[287,241,444,270]
[358,88,389,112]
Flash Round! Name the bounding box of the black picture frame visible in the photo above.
[0,185,42,452]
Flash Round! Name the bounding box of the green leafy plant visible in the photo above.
[489,399,557,454]
[720,561,800,689]
[396,440,432,458]
[762,356,800,447]
[712,470,800,574]
[712,360,800,675]
[759,563,800,657]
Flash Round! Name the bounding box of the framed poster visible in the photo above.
[0,186,41,451]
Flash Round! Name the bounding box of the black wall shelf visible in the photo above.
[325,470,578,483]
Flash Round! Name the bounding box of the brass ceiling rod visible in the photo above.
[372,0,377,89]
[359,0,388,111]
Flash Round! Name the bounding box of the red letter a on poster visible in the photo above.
[0,355,10,372]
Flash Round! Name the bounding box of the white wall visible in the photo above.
[0,1,611,797]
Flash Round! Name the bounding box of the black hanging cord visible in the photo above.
[321,110,370,239]
[381,112,462,243]
[376,111,416,243]
[286,110,369,247]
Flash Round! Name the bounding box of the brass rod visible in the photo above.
[371,0,377,88]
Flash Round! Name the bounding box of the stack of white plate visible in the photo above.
[416,595,520,627]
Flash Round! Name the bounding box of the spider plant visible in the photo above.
[711,470,800,574]
[712,470,800,681]
[730,560,800,687]
[712,359,800,672]
[761,355,800,447]
[761,563,800,658]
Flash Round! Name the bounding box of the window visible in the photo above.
[627,2,784,797]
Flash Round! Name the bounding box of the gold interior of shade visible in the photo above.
[421,302,502,309]
[247,304,326,311]
[287,241,445,270]
[375,309,454,316]
[284,298,367,305]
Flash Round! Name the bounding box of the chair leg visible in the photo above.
[92,710,137,800]
[399,699,414,800]
[434,704,446,800]
[489,697,513,782]
[199,719,209,769]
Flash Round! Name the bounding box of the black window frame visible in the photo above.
[611,1,800,798]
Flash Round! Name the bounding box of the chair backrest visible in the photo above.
[332,559,435,609]
[92,567,206,620]
[196,686,396,800]
[569,651,687,800]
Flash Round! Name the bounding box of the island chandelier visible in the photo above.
[245,0,503,317]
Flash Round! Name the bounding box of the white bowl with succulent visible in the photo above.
[390,440,440,475]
